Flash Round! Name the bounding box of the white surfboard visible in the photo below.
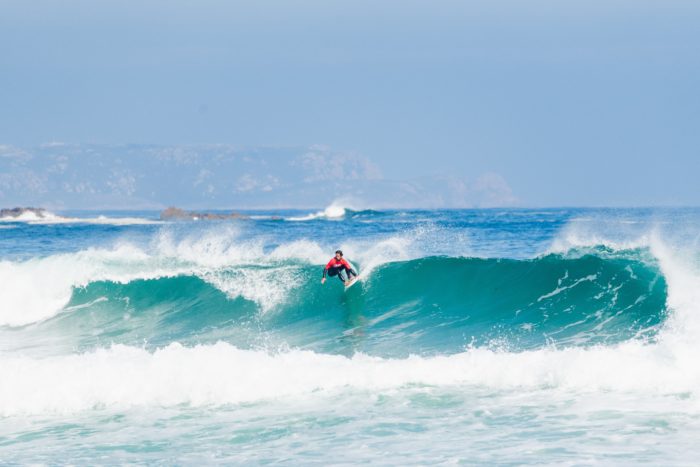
[344,276,360,290]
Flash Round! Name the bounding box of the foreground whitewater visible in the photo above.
[1,207,700,464]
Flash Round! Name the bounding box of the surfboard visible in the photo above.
[344,276,360,289]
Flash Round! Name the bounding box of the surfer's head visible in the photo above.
[335,250,343,259]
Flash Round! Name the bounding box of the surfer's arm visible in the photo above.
[323,259,334,278]
[321,260,333,283]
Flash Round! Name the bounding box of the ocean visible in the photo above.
[1,206,699,465]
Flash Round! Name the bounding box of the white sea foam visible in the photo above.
[40,216,162,226]
[0,210,160,225]
[0,245,190,326]
[202,266,300,312]
[546,215,665,255]
[342,235,414,278]
[1,329,700,416]
[286,202,349,221]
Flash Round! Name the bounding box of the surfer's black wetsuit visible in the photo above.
[323,257,358,283]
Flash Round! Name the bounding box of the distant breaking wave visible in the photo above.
[0,208,160,225]
[286,203,387,221]
[286,204,349,221]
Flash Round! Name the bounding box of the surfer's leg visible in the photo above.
[328,268,344,282]
[338,268,348,282]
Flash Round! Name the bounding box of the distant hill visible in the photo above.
[0,144,517,209]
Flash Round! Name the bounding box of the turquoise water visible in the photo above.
[1,207,700,464]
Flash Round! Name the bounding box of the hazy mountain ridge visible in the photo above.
[0,144,517,209]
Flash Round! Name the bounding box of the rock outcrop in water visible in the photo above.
[0,207,51,219]
[160,207,247,221]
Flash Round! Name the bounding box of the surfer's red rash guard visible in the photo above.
[323,257,358,278]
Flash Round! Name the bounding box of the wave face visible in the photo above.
[6,249,666,357]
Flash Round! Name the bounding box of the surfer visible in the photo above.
[321,250,358,285]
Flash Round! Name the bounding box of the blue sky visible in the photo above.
[1,0,699,207]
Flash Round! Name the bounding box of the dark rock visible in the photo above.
[160,207,247,221]
[0,207,50,219]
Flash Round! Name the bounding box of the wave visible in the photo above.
[3,220,700,416]
[0,225,412,326]
[285,202,385,221]
[3,243,667,357]
[0,334,698,416]
[286,204,349,221]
